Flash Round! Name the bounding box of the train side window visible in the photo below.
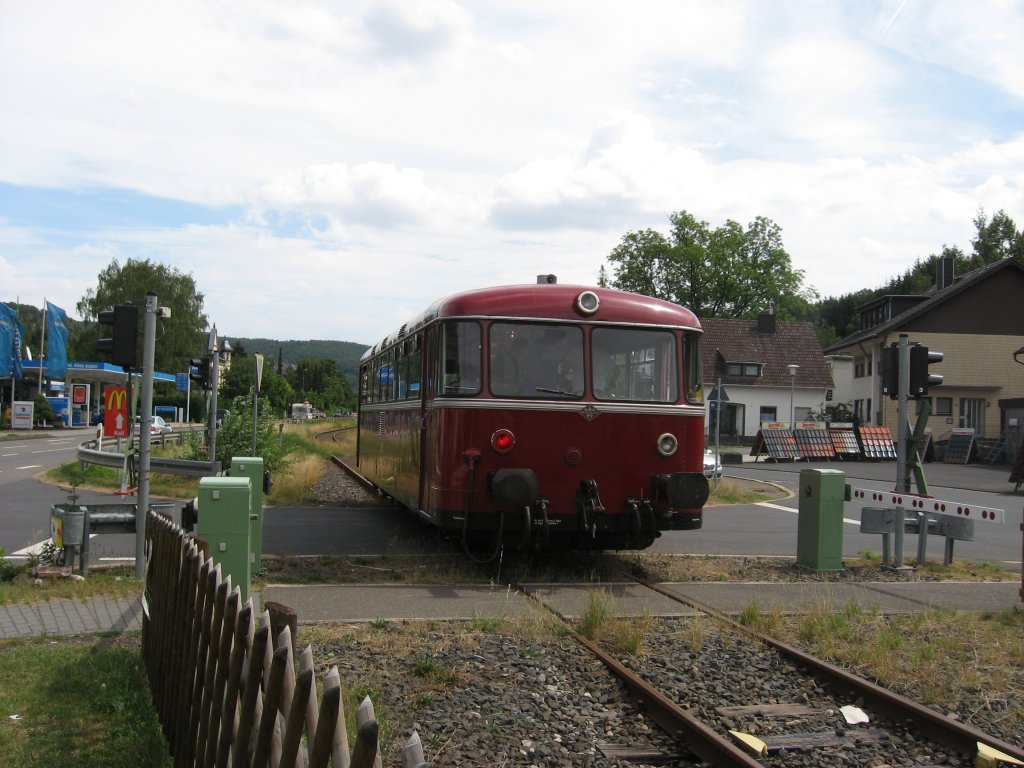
[404,335,422,399]
[592,328,677,402]
[440,321,481,395]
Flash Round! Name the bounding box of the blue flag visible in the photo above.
[45,301,69,378]
[0,303,26,379]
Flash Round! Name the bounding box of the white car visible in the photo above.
[703,449,723,479]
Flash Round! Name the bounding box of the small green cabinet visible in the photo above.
[196,476,252,600]
[229,457,265,573]
[796,468,846,571]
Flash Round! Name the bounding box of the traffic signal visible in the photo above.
[189,356,211,389]
[881,345,899,400]
[909,345,943,397]
[97,304,139,369]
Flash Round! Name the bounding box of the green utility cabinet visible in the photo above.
[229,456,265,573]
[797,468,847,571]
[196,476,252,600]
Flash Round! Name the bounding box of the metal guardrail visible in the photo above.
[77,428,221,477]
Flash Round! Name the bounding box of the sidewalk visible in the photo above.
[0,594,143,640]
[4,580,1020,639]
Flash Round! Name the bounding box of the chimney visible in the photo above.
[936,255,955,291]
[757,311,776,335]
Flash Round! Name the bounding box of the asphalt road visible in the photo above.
[2,430,1021,573]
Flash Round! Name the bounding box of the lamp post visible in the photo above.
[786,364,799,426]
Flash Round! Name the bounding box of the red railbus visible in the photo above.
[355,280,708,554]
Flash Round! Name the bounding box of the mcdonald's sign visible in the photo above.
[104,386,129,437]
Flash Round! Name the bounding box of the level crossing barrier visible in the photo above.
[850,487,1006,567]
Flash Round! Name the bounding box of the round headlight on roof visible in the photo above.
[575,290,600,316]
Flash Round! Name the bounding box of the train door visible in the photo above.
[418,327,437,511]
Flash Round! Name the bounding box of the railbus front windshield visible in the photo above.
[591,327,677,402]
[490,323,584,398]
[436,320,691,402]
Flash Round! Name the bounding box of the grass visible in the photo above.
[734,598,1024,722]
[0,635,170,767]
[0,567,142,606]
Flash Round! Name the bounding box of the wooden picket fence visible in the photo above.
[142,511,430,767]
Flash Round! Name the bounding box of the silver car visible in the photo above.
[703,449,723,479]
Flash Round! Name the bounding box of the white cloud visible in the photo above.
[2,1,1024,344]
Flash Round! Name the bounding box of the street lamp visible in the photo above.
[786,364,799,426]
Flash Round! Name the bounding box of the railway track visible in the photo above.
[516,580,1024,767]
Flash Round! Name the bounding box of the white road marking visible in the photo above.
[756,501,860,526]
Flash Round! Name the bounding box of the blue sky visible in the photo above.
[2,0,1023,344]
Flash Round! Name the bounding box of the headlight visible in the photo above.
[656,432,678,457]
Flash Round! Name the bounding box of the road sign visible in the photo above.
[104,386,129,438]
[176,372,189,392]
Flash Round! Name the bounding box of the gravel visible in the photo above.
[299,464,1022,766]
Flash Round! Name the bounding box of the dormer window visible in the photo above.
[726,362,762,377]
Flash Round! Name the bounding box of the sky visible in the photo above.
[2,0,1024,346]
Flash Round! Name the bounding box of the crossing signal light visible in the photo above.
[96,304,139,369]
[190,356,211,389]
[909,345,943,397]
[881,345,899,400]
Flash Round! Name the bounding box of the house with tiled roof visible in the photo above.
[823,257,1024,455]
[701,313,834,440]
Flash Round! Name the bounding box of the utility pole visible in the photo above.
[208,327,219,464]
[135,293,158,579]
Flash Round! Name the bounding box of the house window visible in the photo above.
[759,406,777,424]
[854,357,866,378]
[935,397,952,416]
[726,362,761,377]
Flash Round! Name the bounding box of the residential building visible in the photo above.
[702,313,834,441]
[823,257,1024,457]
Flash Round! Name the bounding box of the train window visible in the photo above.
[403,335,422,399]
[440,321,481,396]
[490,323,583,398]
[592,328,677,402]
[683,331,704,404]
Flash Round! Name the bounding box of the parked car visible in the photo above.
[703,449,723,479]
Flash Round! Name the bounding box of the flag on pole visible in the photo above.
[44,302,69,378]
[0,303,26,379]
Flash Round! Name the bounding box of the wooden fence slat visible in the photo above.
[216,601,253,768]
[253,646,290,768]
[279,668,314,768]
[188,564,221,767]
[298,645,318,768]
[204,588,239,768]
[162,537,194,744]
[174,549,205,766]
[321,668,350,768]
[350,721,380,768]
[307,683,341,768]
[196,577,231,766]
[233,625,270,768]
[355,697,383,768]
[402,732,427,768]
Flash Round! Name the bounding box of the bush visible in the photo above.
[214,392,286,471]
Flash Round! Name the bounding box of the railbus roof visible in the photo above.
[363,283,701,361]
